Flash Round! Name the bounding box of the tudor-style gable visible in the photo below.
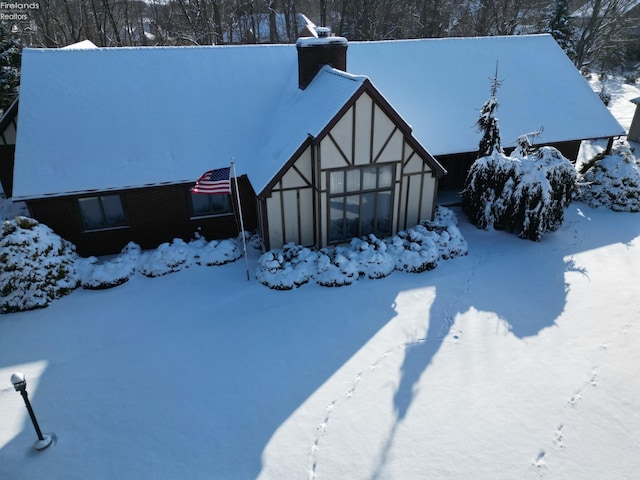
[258,80,445,250]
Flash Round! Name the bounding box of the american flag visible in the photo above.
[191,167,231,194]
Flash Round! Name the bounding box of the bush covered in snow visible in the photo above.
[1,216,79,313]
[578,142,640,212]
[256,207,468,290]
[79,234,245,287]
[462,147,577,241]
[0,216,249,311]
[78,242,141,289]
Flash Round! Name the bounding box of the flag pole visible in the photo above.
[231,160,250,281]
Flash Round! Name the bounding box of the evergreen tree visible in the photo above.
[547,0,576,59]
[463,70,576,241]
[0,24,22,116]
[476,67,503,158]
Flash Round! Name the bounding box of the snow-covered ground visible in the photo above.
[0,76,639,479]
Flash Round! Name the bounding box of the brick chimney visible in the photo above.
[296,27,347,90]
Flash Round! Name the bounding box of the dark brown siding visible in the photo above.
[26,175,257,257]
[0,145,15,196]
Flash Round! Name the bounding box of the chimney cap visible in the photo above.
[296,32,347,48]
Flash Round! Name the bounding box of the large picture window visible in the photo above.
[78,194,128,230]
[189,192,233,218]
[329,164,394,243]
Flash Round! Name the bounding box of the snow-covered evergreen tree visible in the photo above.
[463,76,577,241]
[0,24,21,116]
[476,68,503,158]
[513,129,543,159]
[547,0,576,59]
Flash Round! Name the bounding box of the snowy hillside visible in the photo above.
[0,76,639,479]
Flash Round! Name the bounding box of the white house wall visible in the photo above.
[400,150,436,229]
[265,90,437,250]
[265,147,315,248]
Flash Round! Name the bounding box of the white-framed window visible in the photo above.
[328,164,394,243]
[78,194,128,231]
[189,192,233,218]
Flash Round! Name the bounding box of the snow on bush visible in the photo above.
[78,242,141,289]
[578,142,640,212]
[255,244,318,290]
[256,207,468,290]
[1,220,249,311]
[1,216,79,313]
[462,147,577,241]
[81,234,245,285]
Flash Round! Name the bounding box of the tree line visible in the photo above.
[1,0,639,113]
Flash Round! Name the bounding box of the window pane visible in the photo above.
[191,193,212,215]
[376,191,392,235]
[101,195,125,224]
[330,171,344,194]
[362,167,377,190]
[378,165,393,188]
[346,169,360,192]
[208,195,231,214]
[345,195,360,237]
[190,193,232,216]
[78,197,104,229]
[361,192,376,235]
[329,197,345,242]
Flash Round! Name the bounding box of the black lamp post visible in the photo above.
[10,372,54,450]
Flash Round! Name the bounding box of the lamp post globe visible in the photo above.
[10,372,54,451]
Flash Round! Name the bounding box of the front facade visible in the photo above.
[259,82,443,250]
[5,34,625,256]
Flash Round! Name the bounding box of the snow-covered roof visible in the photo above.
[13,34,624,200]
[348,35,625,156]
[14,44,306,199]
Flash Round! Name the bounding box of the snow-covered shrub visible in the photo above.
[1,216,79,313]
[428,207,468,260]
[347,235,395,279]
[255,207,468,289]
[391,227,439,273]
[138,238,193,277]
[315,249,359,287]
[578,143,640,212]
[462,147,576,241]
[196,238,243,266]
[256,243,317,289]
[79,242,140,289]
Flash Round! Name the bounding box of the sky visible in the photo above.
[0,75,639,480]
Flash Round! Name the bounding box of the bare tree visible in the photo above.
[572,0,633,72]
